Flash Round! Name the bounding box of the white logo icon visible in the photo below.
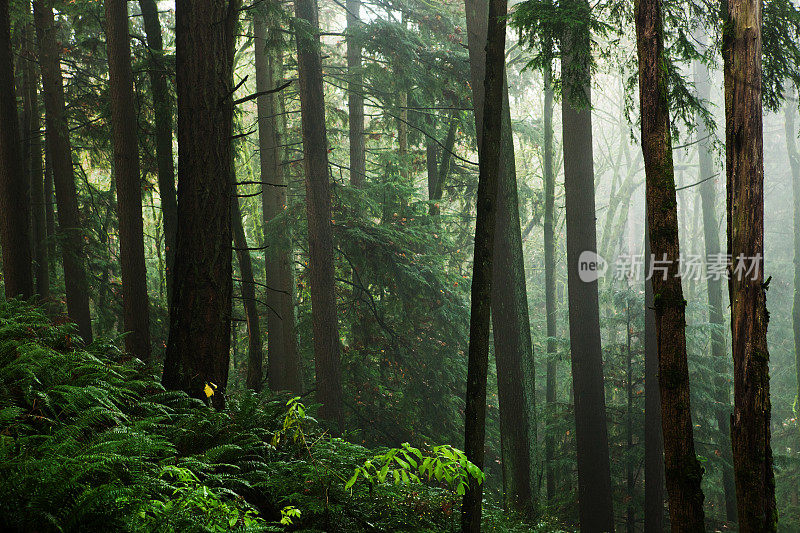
[578,250,607,283]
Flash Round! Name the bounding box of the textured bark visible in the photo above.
[106,0,152,362]
[295,0,344,429]
[33,0,92,341]
[162,0,238,408]
[644,223,666,532]
[465,0,536,517]
[255,7,302,393]
[636,0,706,529]
[44,145,55,264]
[723,0,776,529]
[561,1,614,529]
[786,101,800,453]
[346,0,365,188]
[694,44,736,522]
[232,195,264,392]
[138,0,177,305]
[461,1,507,530]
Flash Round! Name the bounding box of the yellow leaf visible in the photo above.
[204,382,217,398]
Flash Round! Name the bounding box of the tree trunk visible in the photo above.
[162,0,238,408]
[465,0,536,518]
[346,0,365,188]
[461,1,507,531]
[644,223,666,532]
[0,1,33,300]
[560,0,614,528]
[786,100,800,455]
[429,113,457,217]
[106,0,152,362]
[255,6,302,393]
[44,144,55,266]
[636,0,706,529]
[694,42,736,523]
[295,0,344,429]
[723,0,777,529]
[138,0,177,306]
[33,0,92,341]
[232,194,264,392]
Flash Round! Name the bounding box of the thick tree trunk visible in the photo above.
[346,0,365,188]
[560,1,614,529]
[255,7,302,393]
[106,0,152,362]
[461,1,507,531]
[694,46,736,523]
[786,101,800,452]
[138,0,177,306]
[44,145,55,265]
[162,0,238,408]
[232,194,264,392]
[0,0,33,300]
[723,0,777,529]
[465,0,536,518]
[33,0,92,341]
[295,0,344,429]
[644,223,666,533]
[636,0,706,529]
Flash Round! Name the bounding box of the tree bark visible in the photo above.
[162,0,238,408]
[0,0,33,300]
[138,0,177,306]
[346,0,365,188]
[636,0,706,529]
[723,0,777,529]
[33,0,92,341]
[106,0,152,362]
[465,0,536,518]
[461,1,507,531]
[254,6,302,393]
[295,0,344,429]
[560,0,614,528]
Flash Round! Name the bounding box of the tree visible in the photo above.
[295,0,344,429]
[0,0,33,300]
[346,0,365,188]
[33,0,92,341]
[105,0,151,362]
[561,0,614,528]
[636,0,705,528]
[162,0,238,408]
[723,0,777,528]
[465,0,536,517]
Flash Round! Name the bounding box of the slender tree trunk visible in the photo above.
[636,0,706,529]
[106,0,152,362]
[560,0,614,528]
[465,0,536,517]
[255,6,302,393]
[626,296,635,533]
[346,0,365,188]
[461,1,507,530]
[138,0,177,307]
[723,0,776,529]
[786,100,800,450]
[33,0,92,341]
[429,113,457,217]
[232,194,264,392]
[162,0,238,408]
[644,222,666,532]
[694,43,736,523]
[295,0,344,429]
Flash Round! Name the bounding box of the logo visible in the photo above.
[578,250,607,283]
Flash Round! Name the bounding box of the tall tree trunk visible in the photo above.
[786,100,800,451]
[723,0,776,529]
[625,295,635,533]
[255,6,302,393]
[461,1,507,531]
[542,53,558,505]
[644,222,666,532]
[106,0,152,362]
[560,0,614,528]
[429,113,457,217]
[0,0,33,300]
[162,0,238,408]
[636,0,706,529]
[465,0,536,517]
[44,144,55,266]
[33,0,92,341]
[232,194,264,392]
[346,0,365,188]
[694,43,736,523]
[295,0,344,429]
[138,0,177,306]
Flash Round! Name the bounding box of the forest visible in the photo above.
[1,0,800,530]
